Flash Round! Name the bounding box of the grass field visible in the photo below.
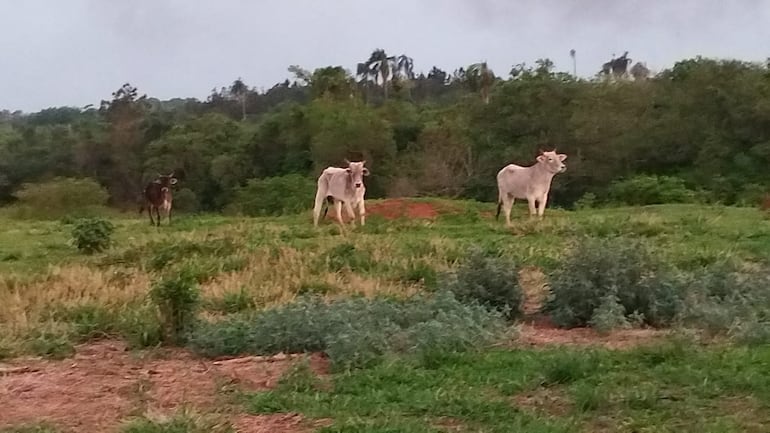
[1,199,770,432]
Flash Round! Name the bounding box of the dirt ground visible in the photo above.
[0,325,665,432]
[0,341,328,432]
[0,236,666,432]
[325,198,441,221]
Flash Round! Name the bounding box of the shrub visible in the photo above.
[10,177,109,219]
[188,291,505,371]
[607,175,699,206]
[545,237,683,328]
[71,217,114,254]
[682,264,770,344]
[171,188,200,213]
[442,248,523,320]
[574,192,597,210]
[149,269,201,344]
[227,174,316,216]
[321,242,375,273]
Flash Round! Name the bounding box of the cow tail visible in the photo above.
[322,196,333,219]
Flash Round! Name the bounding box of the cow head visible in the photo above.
[344,159,369,189]
[536,150,567,174]
[155,172,178,190]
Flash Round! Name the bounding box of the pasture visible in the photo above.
[1,199,770,432]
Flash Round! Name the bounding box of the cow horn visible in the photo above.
[344,158,351,165]
[361,160,366,165]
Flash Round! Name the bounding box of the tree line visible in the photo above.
[1,49,769,214]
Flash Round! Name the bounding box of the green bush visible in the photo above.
[683,264,770,344]
[171,188,200,213]
[321,242,375,273]
[442,248,523,320]
[227,174,316,216]
[71,217,114,254]
[545,238,683,328]
[149,269,201,344]
[10,177,109,219]
[188,291,505,371]
[607,175,699,206]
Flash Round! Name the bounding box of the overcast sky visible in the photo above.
[2,0,769,112]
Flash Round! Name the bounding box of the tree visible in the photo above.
[466,62,496,104]
[99,83,149,206]
[357,49,414,100]
[229,78,248,120]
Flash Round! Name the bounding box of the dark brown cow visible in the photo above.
[140,172,178,226]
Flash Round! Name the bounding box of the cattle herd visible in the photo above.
[141,150,568,229]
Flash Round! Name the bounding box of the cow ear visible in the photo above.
[558,154,567,161]
[345,167,352,173]
[170,178,178,185]
[362,168,370,176]
[536,155,546,163]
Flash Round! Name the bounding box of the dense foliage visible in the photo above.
[2,54,769,212]
[188,291,505,370]
[545,237,684,328]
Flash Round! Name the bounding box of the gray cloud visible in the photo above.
[2,0,768,112]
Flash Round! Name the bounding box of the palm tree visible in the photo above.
[229,78,248,120]
[467,62,495,104]
[357,50,413,100]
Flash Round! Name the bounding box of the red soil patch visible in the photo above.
[0,341,328,433]
[366,199,440,220]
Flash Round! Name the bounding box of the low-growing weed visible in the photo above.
[188,291,505,371]
[546,237,683,328]
[442,247,523,320]
[149,268,200,344]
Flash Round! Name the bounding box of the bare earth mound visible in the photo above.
[0,341,327,432]
[365,199,440,219]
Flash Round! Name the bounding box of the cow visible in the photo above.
[496,150,567,226]
[313,159,369,231]
[140,172,178,226]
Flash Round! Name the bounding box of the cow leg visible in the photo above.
[313,191,326,227]
[148,205,156,226]
[527,196,537,218]
[154,207,161,227]
[537,193,549,218]
[334,200,346,234]
[502,195,514,227]
[344,202,356,227]
[358,200,366,226]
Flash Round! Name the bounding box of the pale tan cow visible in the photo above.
[496,150,567,225]
[313,160,369,231]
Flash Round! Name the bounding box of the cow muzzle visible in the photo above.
[355,182,362,188]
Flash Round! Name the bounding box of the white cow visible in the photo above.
[496,150,567,225]
[313,159,369,231]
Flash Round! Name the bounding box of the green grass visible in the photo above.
[1,200,769,354]
[1,200,770,431]
[1,202,767,276]
[244,342,770,432]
